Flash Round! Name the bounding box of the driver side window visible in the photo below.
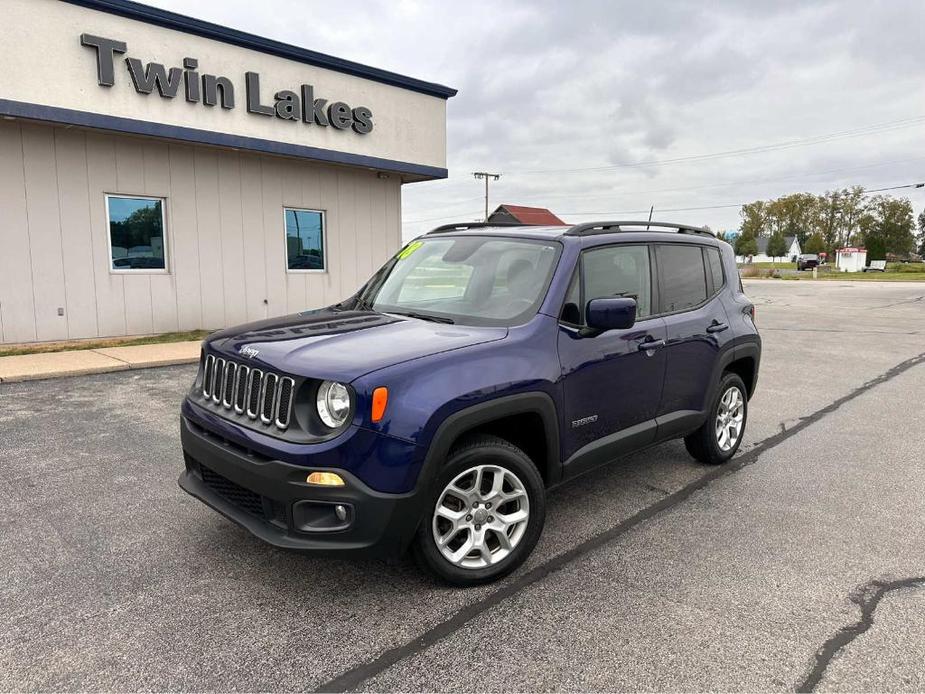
[581,245,652,320]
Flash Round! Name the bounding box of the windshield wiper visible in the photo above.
[388,311,455,324]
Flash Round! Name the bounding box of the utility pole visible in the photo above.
[473,172,501,221]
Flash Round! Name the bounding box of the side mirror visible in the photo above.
[585,297,637,333]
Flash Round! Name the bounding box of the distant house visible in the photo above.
[487,204,566,226]
[737,235,802,263]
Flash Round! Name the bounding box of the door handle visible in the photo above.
[637,338,666,352]
[707,321,729,333]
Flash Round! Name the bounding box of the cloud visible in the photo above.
[145,0,925,238]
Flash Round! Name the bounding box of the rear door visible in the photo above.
[558,243,667,473]
[654,243,732,436]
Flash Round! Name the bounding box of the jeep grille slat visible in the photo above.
[200,358,295,431]
[212,358,225,403]
[222,362,237,409]
[275,378,295,429]
[247,369,263,419]
[261,373,279,425]
[202,354,215,397]
[233,366,249,414]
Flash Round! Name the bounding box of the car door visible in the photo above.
[654,243,732,437]
[558,243,668,477]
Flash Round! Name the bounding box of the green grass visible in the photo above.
[0,330,210,358]
[809,272,925,282]
[887,262,925,273]
[740,262,797,270]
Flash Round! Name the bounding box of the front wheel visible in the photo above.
[684,372,748,465]
[413,435,545,586]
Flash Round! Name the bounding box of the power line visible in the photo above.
[403,159,925,223]
[511,115,925,175]
[555,182,924,218]
[863,182,925,193]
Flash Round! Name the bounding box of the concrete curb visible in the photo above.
[0,341,201,384]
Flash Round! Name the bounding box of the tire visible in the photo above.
[684,372,748,465]
[413,434,545,586]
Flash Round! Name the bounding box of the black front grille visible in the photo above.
[199,464,265,517]
[200,356,296,431]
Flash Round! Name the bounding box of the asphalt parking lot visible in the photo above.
[2,280,924,692]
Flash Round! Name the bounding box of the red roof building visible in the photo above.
[487,204,566,226]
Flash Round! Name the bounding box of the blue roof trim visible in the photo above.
[59,0,458,100]
[0,99,448,180]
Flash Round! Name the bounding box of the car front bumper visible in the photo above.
[178,415,425,558]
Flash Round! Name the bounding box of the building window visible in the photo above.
[285,208,326,272]
[106,195,167,272]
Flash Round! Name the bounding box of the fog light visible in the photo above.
[306,471,345,487]
[334,505,348,521]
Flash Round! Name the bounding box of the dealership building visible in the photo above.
[0,0,454,344]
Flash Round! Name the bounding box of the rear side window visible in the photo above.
[656,245,707,313]
[705,247,724,294]
[582,244,652,319]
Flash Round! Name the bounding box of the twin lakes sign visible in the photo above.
[80,34,374,135]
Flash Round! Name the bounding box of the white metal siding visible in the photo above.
[0,120,402,344]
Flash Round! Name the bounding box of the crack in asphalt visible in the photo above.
[316,351,925,693]
[796,576,925,692]
[877,294,924,310]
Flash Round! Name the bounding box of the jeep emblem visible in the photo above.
[239,346,260,359]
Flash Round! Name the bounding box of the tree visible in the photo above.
[767,193,818,245]
[804,232,825,255]
[917,210,925,256]
[735,234,758,258]
[836,186,867,248]
[739,201,769,239]
[766,231,788,260]
[860,196,916,259]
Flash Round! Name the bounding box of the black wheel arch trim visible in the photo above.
[415,392,561,495]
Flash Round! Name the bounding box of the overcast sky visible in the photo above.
[148,0,925,240]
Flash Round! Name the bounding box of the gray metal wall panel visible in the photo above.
[20,125,68,341]
[217,152,248,328]
[0,123,37,343]
[167,144,203,332]
[54,129,99,339]
[239,155,268,323]
[0,121,403,344]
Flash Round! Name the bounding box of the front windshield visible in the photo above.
[357,236,561,326]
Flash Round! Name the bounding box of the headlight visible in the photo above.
[316,380,351,428]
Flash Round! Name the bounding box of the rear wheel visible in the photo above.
[684,372,747,465]
[413,435,545,586]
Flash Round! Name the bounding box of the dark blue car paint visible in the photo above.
[180,226,760,555]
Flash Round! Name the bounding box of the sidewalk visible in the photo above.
[0,340,201,383]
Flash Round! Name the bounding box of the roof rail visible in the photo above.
[564,221,714,238]
[426,221,533,235]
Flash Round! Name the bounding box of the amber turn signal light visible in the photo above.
[371,387,389,422]
[306,471,346,487]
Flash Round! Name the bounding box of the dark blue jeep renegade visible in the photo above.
[179,220,760,585]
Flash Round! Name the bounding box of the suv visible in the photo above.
[796,254,819,271]
[179,221,760,585]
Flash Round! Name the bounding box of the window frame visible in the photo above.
[105,193,169,275]
[559,242,658,328]
[650,242,716,318]
[283,206,328,274]
[704,246,726,297]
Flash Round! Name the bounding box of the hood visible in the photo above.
[205,307,508,383]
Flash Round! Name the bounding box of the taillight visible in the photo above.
[747,305,756,324]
